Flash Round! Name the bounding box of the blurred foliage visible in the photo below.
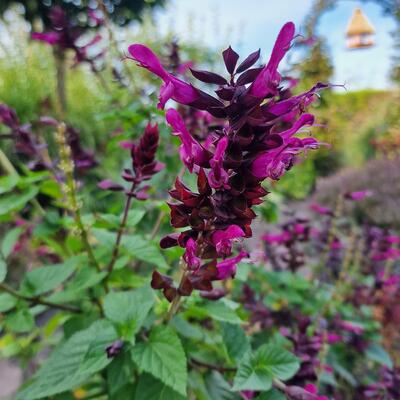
[0,0,166,28]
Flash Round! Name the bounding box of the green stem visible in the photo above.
[0,282,81,313]
[107,183,136,274]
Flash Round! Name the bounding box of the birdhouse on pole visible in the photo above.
[346,7,375,49]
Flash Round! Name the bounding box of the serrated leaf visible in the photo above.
[104,286,154,340]
[365,343,393,368]
[204,371,239,400]
[222,323,250,362]
[122,234,169,270]
[203,300,242,324]
[0,258,6,283]
[233,345,299,392]
[135,374,186,400]
[131,326,187,396]
[16,320,117,400]
[19,256,81,296]
[107,351,133,396]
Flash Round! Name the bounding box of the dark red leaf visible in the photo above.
[190,69,227,85]
[222,46,239,74]
[151,270,173,290]
[236,67,264,86]
[215,87,235,101]
[160,233,180,249]
[236,49,261,73]
[178,276,193,296]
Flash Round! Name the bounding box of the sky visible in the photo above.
[154,0,397,90]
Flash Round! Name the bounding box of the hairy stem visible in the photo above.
[0,282,81,313]
[56,124,101,272]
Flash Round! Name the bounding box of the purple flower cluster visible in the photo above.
[99,123,164,199]
[362,367,400,399]
[262,217,310,272]
[128,22,324,302]
[32,6,104,69]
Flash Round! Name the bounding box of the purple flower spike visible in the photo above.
[135,22,327,302]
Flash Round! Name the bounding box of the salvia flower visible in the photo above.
[128,22,325,301]
[99,123,164,199]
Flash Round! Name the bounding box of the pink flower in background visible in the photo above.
[310,203,333,216]
[345,190,372,201]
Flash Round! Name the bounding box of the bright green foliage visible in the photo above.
[132,326,188,396]
[104,286,155,341]
[233,345,299,392]
[16,320,117,399]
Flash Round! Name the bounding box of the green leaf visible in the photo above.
[0,292,17,312]
[135,373,186,400]
[256,389,286,400]
[221,323,250,362]
[365,343,393,368]
[5,309,35,333]
[203,300,242,324]
[104,286,154,341]
[19,256,81,296]
[0,258,6,283]
[232,345,299,392]
[1,226,24,258]
[92,230,168,270]
[122,234,169,270]
[0,174,19,195]
[204,371,239,400]
[131,326,187,396]
[107,351,134,396]
[16,320,117,400]
[0,187,39,216]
